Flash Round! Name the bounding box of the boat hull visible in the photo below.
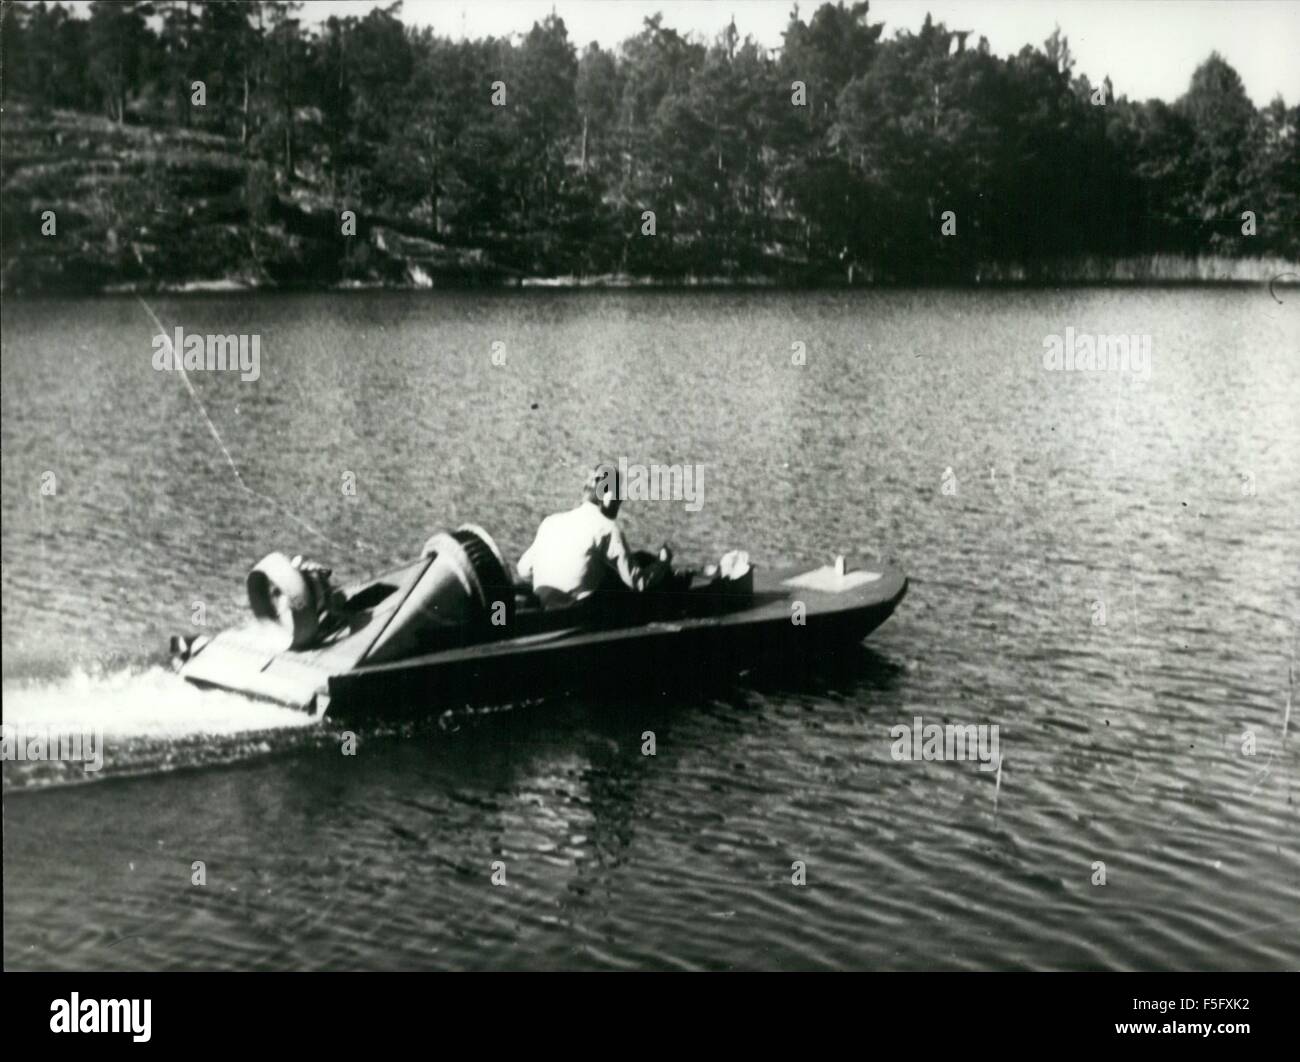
[177,558,908,718]
[329,576,906,716]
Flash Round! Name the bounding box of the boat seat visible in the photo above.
[503,572,751,638]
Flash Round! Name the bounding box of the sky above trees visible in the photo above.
[284,0,1300,106]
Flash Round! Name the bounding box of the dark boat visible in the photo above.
[171,525,908,718]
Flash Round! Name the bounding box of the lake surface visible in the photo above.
[2,288,1297,970]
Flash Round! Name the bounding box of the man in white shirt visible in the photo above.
[516,463,671,609]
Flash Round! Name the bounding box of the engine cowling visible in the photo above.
[247,552,333,649]
[362,524,515,664]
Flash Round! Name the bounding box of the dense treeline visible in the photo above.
[2,0,1296,287]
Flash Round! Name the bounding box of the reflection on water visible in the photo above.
[2,289,1297,969]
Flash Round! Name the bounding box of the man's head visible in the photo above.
[583,462,621,518]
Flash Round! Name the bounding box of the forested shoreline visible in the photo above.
[2,0,1297,293]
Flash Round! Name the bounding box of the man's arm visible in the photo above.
[604,525,666,591]
[516,541,535,581]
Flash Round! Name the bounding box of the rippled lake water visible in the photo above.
[2,288,1297,970]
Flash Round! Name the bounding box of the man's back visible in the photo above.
[516,502,635,607]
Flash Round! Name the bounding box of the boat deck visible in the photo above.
[180,558,908,715]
